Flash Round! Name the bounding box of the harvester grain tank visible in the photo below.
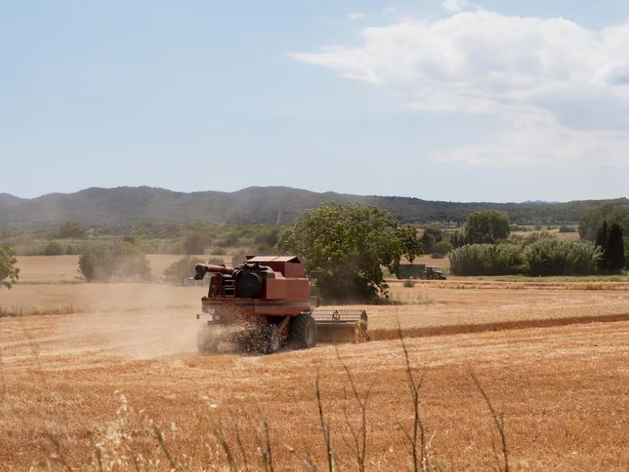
[194,255,369,354]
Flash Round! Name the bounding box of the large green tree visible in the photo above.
[595,221,609,270]
[280,202,421,302]
[465,210,511,244]
[397,224,423,263]
[579,204,629,241]
[0,246,19,289]
[607,223,625,272]
[421,227,444,253]
[596,221,624,272]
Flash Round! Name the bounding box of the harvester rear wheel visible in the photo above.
[289,312,317,349]
[197,323,218,354]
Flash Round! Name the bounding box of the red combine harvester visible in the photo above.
[194,255,369,354]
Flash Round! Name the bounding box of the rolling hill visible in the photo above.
[0,186,626,227]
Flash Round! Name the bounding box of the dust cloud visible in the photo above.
[45,284,209,359]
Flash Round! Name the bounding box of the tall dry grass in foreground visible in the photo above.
[32,333,512,472]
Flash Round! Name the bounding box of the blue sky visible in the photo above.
[2,1,629,202]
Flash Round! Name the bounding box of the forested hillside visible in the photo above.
[0,186,626,228]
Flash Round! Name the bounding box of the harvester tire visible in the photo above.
[233,322,262,353]
[262,324,282,355]
[197,323,218,354]
[289,312,317,349]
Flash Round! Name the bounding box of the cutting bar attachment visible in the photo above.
[312,309,370,343]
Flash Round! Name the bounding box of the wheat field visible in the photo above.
[1,256,629,470]
[3,279,629,334]
[1,310,628,471]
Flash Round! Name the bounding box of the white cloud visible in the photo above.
[348,12,364,21]
[442,0,468,13]
[291,10,629,167]
[435,113,629,167]
[383,7,397,15]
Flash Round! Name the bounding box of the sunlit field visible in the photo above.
[1,256,628,470]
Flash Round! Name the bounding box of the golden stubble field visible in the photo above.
[1,256,629,470]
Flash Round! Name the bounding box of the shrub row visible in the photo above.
[449,240,601,276]
[525,239,600,276]
[78,242,151,281]
[449,244,524,276]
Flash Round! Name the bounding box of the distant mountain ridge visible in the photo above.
[0,186,626,227]
[0,193,25,206]
[520,200,561,205]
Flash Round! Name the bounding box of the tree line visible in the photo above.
[448,210,626,276]
[1,203,627,303]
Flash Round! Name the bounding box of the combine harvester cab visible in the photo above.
[193,255,368,354]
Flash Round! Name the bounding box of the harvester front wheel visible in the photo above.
[289,312,317,350]
[263,324,282,355]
